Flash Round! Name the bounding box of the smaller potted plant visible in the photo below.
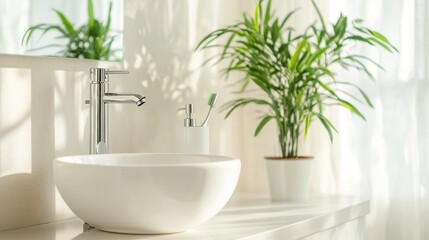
[196,0,396,200]
[22,0,119,60]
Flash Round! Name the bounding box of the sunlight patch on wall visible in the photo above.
[134,54,143,69]
[54,71,67,151]
[77,72,89,147]
[54,71,88,155]
[0,68,32,177]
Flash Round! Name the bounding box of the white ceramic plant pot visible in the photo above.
[265,157,313,201]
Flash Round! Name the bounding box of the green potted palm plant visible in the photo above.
[196,0,396,200]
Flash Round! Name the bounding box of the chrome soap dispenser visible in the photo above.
[175,93,218,154]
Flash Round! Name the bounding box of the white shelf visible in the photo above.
[0,195,369,240]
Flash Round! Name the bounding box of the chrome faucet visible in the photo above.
[88,68,146,154]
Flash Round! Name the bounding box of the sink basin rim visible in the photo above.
[55,153,240,168]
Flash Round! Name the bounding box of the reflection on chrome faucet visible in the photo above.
[88,68,146,154]
[104,92,146,106]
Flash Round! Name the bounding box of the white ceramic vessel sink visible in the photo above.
[53,153,240,234]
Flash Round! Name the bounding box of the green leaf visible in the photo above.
[195,25,238,51]
[264,0,272,30]
[240,77,251,92]
[327,81,373,108]
[254,2,260,32]
[307,47,328,65]
[368,37,396,53]
[271,19,280,44]
[223,99,271,119]
[316,67,335,79]
[334,14,347,39]
[296,89,304,106]
[88,0,95,28]
[353,25,369,34]
[339,99,366,120]
[289,39,307,70]
[313,112,337,141]
[342,56,376,80]
[358,88,374,108]
[222,33,236,58]
[279,9,299,29]
[105,2,113,36]
[317,98,323,112]
[21,24,47,46]
[254,115,274,137]
[317,79,338,98]
[368,29,389,43]
[304,112,312,139]
[345,55,385,70]
[345,35,373,45]
[40,25,67,37]
[53,10,76,37]
[311,0,326,31]
[251,76,270,93]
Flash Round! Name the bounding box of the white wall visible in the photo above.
[0,0,262,231]
[0,56,98,231]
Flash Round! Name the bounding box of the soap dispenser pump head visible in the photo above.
[178,104,196,127]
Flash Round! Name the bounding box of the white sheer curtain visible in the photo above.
[241,0,429,239]
[239,0,427,238]
[295,0,429,239]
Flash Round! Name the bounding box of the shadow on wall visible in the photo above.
[120,0,195,153]
[121,0,231,153]
[0,68,32,178]
[124,0,194,103]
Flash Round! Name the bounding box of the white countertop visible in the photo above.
[0,195,369,240]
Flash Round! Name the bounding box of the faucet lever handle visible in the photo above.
[106,70,129,75]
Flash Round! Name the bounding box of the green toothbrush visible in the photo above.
[201,93,219,127]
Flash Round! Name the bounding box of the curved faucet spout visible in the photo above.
[104,93,146,106]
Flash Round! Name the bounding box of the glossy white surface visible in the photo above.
[175,127,209,154]
[53,153,241,234]
[0,195,369,240]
